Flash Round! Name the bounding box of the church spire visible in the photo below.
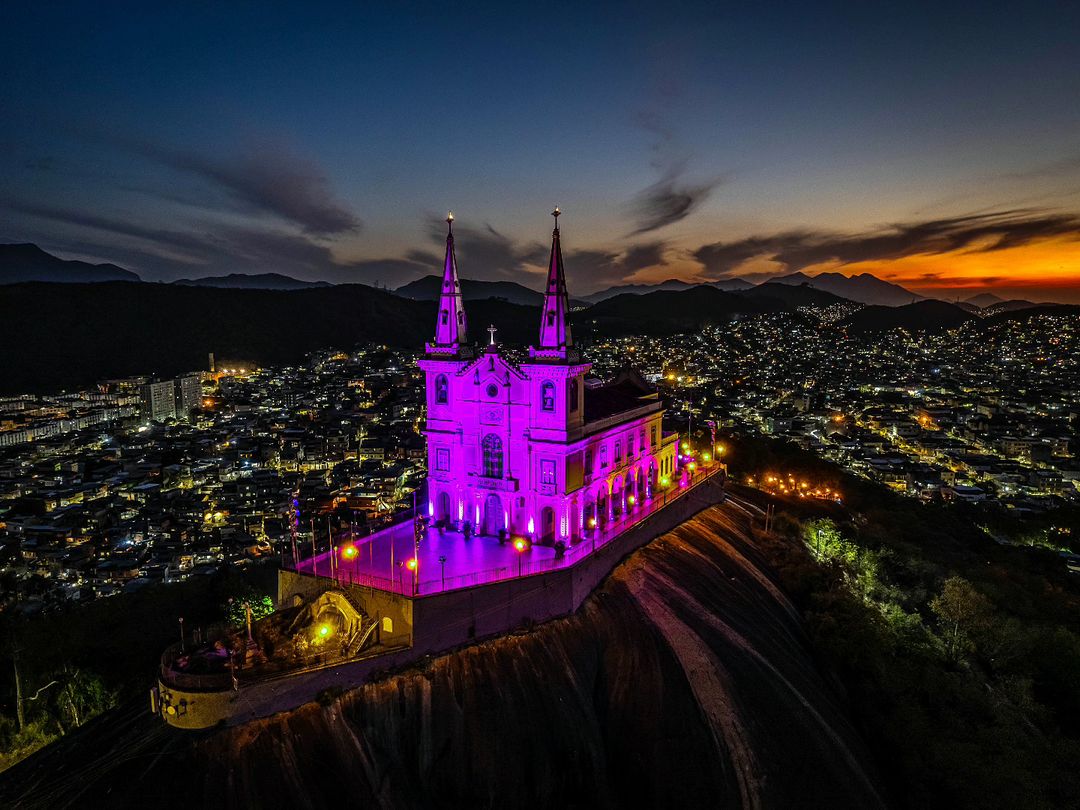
[428,211,468,354]
[537,207,572,352]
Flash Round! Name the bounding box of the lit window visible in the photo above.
[614,441,622,464]
[541,381,556,412]
[434,374,448,404]
[600,445,608,468]
[482,434,503,478]
[540,459,555,485]
[435,448,449,471]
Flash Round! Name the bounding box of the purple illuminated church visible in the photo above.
[418,210,678,545]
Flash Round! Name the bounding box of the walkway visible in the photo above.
[291,464,724,596]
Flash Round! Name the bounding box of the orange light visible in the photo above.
[406,557,417,571]
[341,545,358,560]
[514,538,527,552]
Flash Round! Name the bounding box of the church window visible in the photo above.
[541,381,556,412]
[540,459,556,485]
[569,379,579,412]
[547,312,555,326]
[650,425,657,446]
[629,434,635,457]
[435,448,449,472]
[435,374,448,404]
[440,309,448,324]
[614,441,622,464]
[486,383,499,398]
[600,444,608,469]
[482,434,503,478]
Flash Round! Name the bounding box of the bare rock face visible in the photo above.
[2,503,885,808]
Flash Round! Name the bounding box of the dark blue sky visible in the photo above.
[3,1,1080,298]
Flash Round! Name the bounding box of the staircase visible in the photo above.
[346,618,379,657]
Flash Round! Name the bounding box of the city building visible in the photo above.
[140,379,177,422]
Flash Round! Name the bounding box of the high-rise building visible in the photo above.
[176,373,203,419]
[418,210,677,543]
[140,380,177,422]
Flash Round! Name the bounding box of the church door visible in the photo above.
[540,506,556,544]
[483,494,503,535]
[437,491,452,522]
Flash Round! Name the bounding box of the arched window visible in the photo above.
[434,374,448,404]
[482,434,503,478]
[569,379,579,412]
[541,381,556,412]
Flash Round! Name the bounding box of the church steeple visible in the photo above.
[537,207,572,353]
[428,212,468,354]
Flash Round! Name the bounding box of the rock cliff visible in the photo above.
[2,502,885,808]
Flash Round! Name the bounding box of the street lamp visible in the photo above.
[406,557,418,595]
[514,537,527,576]
[438,555,447,591]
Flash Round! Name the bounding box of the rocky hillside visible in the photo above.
[1,502,885,808]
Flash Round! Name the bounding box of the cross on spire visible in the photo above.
[536,206,572,353]
[487,324,498,346]
[427,209,468,354]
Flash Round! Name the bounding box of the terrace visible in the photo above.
[288,461,725,596]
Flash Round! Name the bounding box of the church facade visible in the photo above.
[418,210,678,545]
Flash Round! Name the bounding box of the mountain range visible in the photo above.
[579,277,754,304]
[0,274,1075,393]
[1,243,1059,312]
[173,273,331,290]
[0,243,140,284]
[394,275,588,308]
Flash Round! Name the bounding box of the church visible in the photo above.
[418,210,679,545]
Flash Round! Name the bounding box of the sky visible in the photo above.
[2,1,1080,301]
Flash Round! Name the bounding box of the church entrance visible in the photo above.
[437,491,452,523]
[540,506,556,544]
[482,494,503,536]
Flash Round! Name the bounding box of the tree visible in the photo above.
[931,577,992,664]
[224,588,275,629]
[41,665,113,733]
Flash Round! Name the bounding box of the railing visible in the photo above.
[284,463,724,598]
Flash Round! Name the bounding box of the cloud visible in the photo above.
[626,164,723,235]
[4,201,424,286]
[563,240,672,291]
[693,209,1080,279]
[424,216,546,281]
[139,141,361,236]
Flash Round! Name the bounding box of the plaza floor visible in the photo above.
[292,464,723,596]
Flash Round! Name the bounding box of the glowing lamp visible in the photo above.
[703,453,711,462]
[688,462,697,471]
[341,545,358,560]
[406,558,417,571]
[660,476,671,487]
[627,494,636,505]
[514,538,527,552]
[318,625,331,637]
[681,442,690,452]
[587,517,597,529]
